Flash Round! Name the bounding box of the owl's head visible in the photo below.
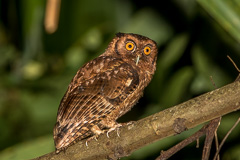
[103,32,158,74]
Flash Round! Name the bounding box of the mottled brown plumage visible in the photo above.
[53,33,158,153]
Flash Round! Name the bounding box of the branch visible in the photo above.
[213,117,240,160]
[34,80,240,160]
[155,117,221,160]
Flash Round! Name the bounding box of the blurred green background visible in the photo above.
[0,0,240,159]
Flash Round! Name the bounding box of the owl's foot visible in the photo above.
[122,121,135,126]
[106,123,122,138]
[85,135,98,147]
[91,125,104,135]
[85,125,105,146]
[108,121,135,138]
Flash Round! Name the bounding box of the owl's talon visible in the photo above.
[106,132,110,138]
[116,128,120,137]
[85,135,98,147]
[125,121,135,126]
[106,123,122,138]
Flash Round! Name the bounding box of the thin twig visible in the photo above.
[201,117,221,160]
[210,76,216,89]
[214,132,220,160]
[155,126,206,160]
[213,117,240,160]
[155,118,221,160]
[228,55,240,82]
[227,55,240,73]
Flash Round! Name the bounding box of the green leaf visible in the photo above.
[160,66,194,107]
[197,0,240,43]
[0,135,54,160]
[147,34,189,102]
[191,45,231,94]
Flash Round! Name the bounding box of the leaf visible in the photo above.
[191,45,231,94]
[197,0,240,43]
[147,34,189,102]
[0,135,54,160]
[160,66,194,107]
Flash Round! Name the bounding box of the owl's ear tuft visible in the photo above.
[116,32,125,38]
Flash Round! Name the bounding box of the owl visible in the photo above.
[53,33,158,153]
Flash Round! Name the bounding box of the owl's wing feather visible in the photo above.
[54,57,140,150]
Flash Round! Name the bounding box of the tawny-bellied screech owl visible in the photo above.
[53,33,158,153]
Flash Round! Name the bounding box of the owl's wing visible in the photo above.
[53,58,140,150]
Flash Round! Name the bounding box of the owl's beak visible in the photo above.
[135,55,140,65]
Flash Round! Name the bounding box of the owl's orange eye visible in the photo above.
[144,46,151,55]
[126,42,135,51]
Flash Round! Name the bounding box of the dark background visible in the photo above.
[0,0,240,159]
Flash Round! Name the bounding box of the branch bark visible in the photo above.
[33,80,240,160]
